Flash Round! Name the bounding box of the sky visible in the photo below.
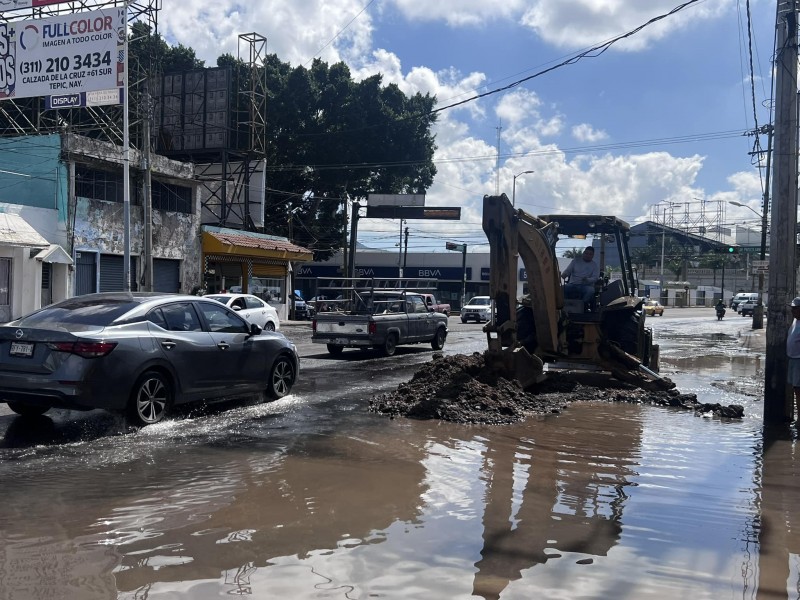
[158,0,776,254]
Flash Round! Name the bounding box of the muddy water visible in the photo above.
[0,315,798,599]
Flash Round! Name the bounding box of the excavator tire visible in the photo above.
[603,313,642,358]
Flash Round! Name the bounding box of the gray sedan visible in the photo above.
[0,292,299,426]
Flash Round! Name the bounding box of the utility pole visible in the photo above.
[142,82,153,292]
[764,0,799,424]
[347,201,360,279]
[403,226,409,272]
[753,124,773,329]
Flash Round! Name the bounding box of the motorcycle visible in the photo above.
[716,306,726,321]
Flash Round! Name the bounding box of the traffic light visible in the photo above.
[726,245,739,254]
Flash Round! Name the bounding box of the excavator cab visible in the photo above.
[482,193,672,392]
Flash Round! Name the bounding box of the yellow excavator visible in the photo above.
[482,193,674,392]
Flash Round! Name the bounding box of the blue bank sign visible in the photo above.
[296,265,472,280]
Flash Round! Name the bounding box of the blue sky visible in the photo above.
[161,0,775,252]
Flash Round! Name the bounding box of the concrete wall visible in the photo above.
[65,134,202,293]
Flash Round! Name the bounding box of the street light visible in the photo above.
[512,170,534,207]
[728,200,768,329]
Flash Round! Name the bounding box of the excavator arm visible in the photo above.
[481,193,674,392]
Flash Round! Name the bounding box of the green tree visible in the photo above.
[631,246,658,279]
[562,247,582,259]
[245,57,437,260]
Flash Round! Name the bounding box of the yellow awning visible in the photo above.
[201,227,313,262]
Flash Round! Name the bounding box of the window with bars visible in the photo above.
[75,166,136,205]
[75,166,192,214]
[152,180,193,214]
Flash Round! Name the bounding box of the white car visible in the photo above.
[205,293,280,331]
[461,296,493,323]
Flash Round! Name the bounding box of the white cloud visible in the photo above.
[572,123,608,143]
[520,0,734,51]
[391,0,528,27]
[159,0,372,67]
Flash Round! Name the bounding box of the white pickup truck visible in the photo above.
[312,289,448,356]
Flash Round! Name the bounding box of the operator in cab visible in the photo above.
[561,246,600,303]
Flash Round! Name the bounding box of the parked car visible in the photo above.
[461,296,493,323]
[293,291,314,320]
[642,299,665,317]
[739,297,764,317]
[0,292,299,426]
[205,293,280,331]
[420,293,451,316]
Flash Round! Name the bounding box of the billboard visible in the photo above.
[0,1,73,10]
[0,6,125,101]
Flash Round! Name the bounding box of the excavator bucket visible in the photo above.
[598,342,675,391]
[484,346,546,390]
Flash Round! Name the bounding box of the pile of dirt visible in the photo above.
[368,352,744,425]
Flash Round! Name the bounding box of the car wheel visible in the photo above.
[128,370,172,426]
[381,333,398,357]
[327,344,344,356]
[264,321,276,332]
[7,402,49,417]
[431,327,446,350]
[461,318,467,324]
[265,355,295,400]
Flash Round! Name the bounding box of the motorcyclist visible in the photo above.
[715,299,726,319]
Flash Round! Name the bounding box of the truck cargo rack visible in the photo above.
[313,278,438,315]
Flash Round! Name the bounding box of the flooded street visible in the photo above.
[1,309,797,599]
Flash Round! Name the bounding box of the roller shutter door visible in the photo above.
[99,254,137,292]
[153,258,180,292]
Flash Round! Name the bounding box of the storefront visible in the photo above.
[201,226,313,319]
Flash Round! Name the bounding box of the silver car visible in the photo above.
[0,292,299,426]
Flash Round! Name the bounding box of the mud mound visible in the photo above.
[368,353,744,424]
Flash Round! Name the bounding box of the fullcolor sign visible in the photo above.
[0,7,125,102]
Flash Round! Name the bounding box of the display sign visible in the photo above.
[0,0,72,11]
[0,7,125,101]
[45,86,122,109]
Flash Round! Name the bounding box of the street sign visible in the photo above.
[751,260,769,268]
[445,242,466,252]
[365,205,461,220]
[367,193,425,207]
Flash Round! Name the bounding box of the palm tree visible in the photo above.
[631,246,658,279]
[562,247,582,259]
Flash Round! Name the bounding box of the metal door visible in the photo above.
[75,252,97,296]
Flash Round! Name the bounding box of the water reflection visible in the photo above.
[5,317,800,599]
[758,426,800,600]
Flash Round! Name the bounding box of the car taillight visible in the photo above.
[48,341,118,358]
[369,321,377,335]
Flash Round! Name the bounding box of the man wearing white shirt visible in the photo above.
[561,246,600,304]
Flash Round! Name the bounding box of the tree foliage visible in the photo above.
[217,54,438,260]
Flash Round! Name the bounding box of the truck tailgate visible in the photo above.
[315,318,370,335]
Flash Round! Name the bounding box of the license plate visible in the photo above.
[333,338,349,345]
[9,341,34,357]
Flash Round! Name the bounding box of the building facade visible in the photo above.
[0,133,311,320]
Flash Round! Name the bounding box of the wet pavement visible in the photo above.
[1,308,798,599]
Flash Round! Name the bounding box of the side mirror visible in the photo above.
[249,323,262,336]
[232,305,242,311]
